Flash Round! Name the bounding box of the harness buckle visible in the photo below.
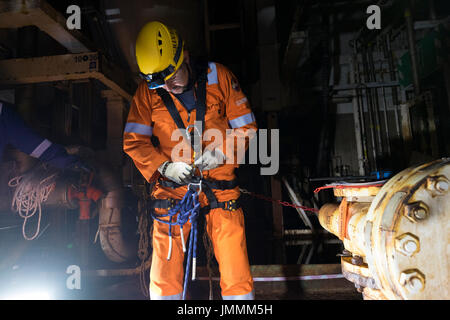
[168,198,177,210]
[187,168,203,195]
[186,124,203,163]
[225,199,238,212]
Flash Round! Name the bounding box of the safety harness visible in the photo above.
[150,59,241,299]
[152,59,241,214]
[156,59,207,155]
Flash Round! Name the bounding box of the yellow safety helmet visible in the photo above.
[135,21,184,89]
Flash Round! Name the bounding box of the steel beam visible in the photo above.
[38,263,359,299]
[405,4,421,96]
[0,0,92,54]
[84,263,344,279]
[267,112,284,241]
[0,52,135,101]
[82,263,358,298]
[102,90,126,168]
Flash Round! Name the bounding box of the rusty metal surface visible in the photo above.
[318,201,370,250]
[341,256,378,290]
[94,162,136,263]
[362,287,387,300]
[317,159,450,300]
[333,186,382,198]
[342,269,377,290]
[365,158,450,300]
[317,203,340,236]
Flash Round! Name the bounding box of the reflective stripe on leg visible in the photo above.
[222,290,255,300]
[150,289,182,300]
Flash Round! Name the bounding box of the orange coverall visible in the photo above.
[123,61,257,299]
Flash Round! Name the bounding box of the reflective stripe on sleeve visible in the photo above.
[207,62,218,85]
[124,122,153,136]
[235,97,248,106]
[228,112,256,129]
[30,139,52,158]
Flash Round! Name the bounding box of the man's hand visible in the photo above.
[70,160,94,174]
[158,161,194,184]
[194,148,226,171]
[65,159,94,191]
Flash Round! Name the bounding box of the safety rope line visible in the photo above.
[239,188,319,214]
[202,219,214,300]
[151,187,201,300]
[312,181,386,194]
[240,180,387,214]
[8,168,57,241]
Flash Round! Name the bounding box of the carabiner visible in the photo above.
[186,124,202,142]
[187,169,203,195]
[188,180,202,195]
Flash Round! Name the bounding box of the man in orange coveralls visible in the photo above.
[123,21,257,300]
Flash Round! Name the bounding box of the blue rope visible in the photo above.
[151,187,201,300]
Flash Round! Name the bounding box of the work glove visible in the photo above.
[158,161,194,184]
[194,148,226,171]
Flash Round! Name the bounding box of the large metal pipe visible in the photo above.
[0,151,136,263]
[318,201,371,257]
[0,156,72,212]
[317,159,450,300]
[95,164,136,263]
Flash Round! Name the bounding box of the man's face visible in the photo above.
[162,62,189,94]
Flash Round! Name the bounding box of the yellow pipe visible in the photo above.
[318,201,371,257]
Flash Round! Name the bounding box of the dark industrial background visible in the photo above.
[0,0,449,300]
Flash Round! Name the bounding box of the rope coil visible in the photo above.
[151,186,202,300]
[8,167,58,241]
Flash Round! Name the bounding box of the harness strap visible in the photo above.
[159,177,238,214]
[193,61,208,139]
[156,89,187,130]
[159,178,238,190]
[150,197,241,213]
[155,59,208,151]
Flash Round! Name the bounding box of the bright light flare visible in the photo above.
[1,289,53,300]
